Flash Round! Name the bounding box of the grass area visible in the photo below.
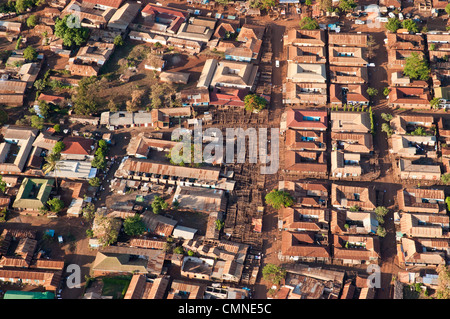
[101,275,132,299]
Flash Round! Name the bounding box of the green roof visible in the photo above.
[12,178,54,210]
[3,290,55,299]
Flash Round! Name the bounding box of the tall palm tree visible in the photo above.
[42,152,62,189]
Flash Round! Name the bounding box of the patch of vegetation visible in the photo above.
[101,275,132,299]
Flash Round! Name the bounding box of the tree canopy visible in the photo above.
[403,52,430,81]
[23,46,37,62]
[244,94,268,112]
[385,18,401,33]
[152,196,168,214]
[123,214,147,236]
[262,264,286,285]
[401,19,419,33]
[265,189,294,210]
[299,17,319,30]
[55,15,90,48]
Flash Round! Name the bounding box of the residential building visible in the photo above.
[159,71,190,84]
[76,41,115,66]
[397,237,446,266]
[12,178,54,213]
[328,33,368,48]
[167,280,206,299]
[397,188,446,215]
[209,87,247,107]
[331,150,362,178]
[286,45,326,64]
[390,115,435,135]
[0,126,38,173]
[283,109,328,131]
[286,63,327,83]
[60,136,95,160]
[330,111,371,133]
[280,231,331,263]
[91,245,166,277]
[278,180,328,208]
[283,29,325,47]
[331,132,373,153]
[284,150,328,177]
[330,66,368,84]
[398,158,441,181]
[331,184,376,211]
[330,84,369,106]
[333,235,380,264]
[173,185,227,213]
[197,59,258,91]
[285,129,326,151]
[107,2,141,33]
[328,46,367,67]
[279,207,330,232]
[62,0,117,28]
[283,81,328,105]
[389,87,431,109]
[390,134,437,158]
[400,212,450,238]
[124,275,170,299]
[331,210,378,235]
[141,211,177,237]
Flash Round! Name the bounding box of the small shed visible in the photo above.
[173,225,197,240]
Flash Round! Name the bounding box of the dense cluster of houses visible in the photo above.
[283,30,370,107]
[281,107,374,180]
[277,181,381,270]
[396,187,450,267]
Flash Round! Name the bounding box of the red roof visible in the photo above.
[209,88,248,107]
[61,137,94,155]
[286,109,328,130]
[82,0,124,8]
[141,4,188,19]
[38,93,65,105]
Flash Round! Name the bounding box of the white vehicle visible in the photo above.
[275,60,280,67]
[388,12,395,19]
[296,7,301,14]
[398,13,404,20]
[355,19,365,25]
[58,236,63,244]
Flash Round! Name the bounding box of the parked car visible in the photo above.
[275,60,280,67]
[398,13,404,20]
[355,20,365,25]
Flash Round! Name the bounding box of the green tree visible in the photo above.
[305,0,312,5]
[349,205,360,212]
[52,141,65,154]
[441,173,450,185]
[55,15,89,48]
[403,52,430,81]
[381,113,393,122]
[430,97,441,109]
[446,3,450,15]
[376,226,386,237]
[114,35,124,46]
[89,177,101,187]
[23,46,38,62]
[47,198,64,213]
[173,246,184,254]
[244,94,267,112]
[338,0,356,12]
[299,17,319,30]
[386,18,401,33]
[215,219,225,231]
[265,189,294,210]
[446,196,450,211]
[123,214,146,236]
[0,175,7,193]
[37,100,50,118]
[91,154,106,170]
[383,87,391,97]
[375,206,389,217]
[82,203,96,222]
[367,87,378,98]
[26,14,38,28]
[53,124,61,133]
[402,19,419,33]
[258,0,276,11]
[152,196,168,214]
[30,115,44,129]
[73,76,99,115]
[381,122,393,137]
[262,264,286,286]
